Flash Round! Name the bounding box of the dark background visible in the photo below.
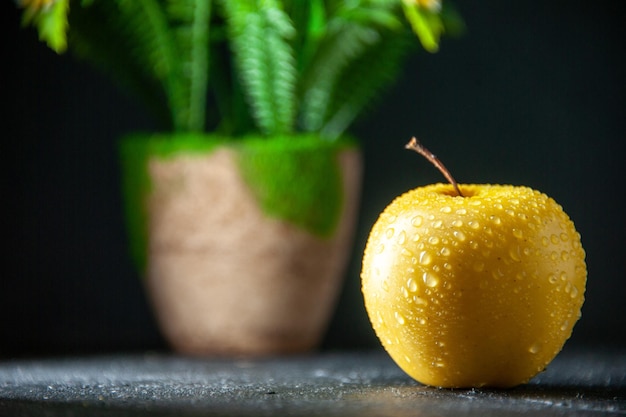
[3,1,625,358]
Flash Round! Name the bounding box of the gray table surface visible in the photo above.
[0,345,624,417]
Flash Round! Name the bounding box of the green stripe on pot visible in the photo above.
[119,133,356,273]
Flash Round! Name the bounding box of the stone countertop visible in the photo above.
[0,346,624,417]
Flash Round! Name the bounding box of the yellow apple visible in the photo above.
[361,139,587,388]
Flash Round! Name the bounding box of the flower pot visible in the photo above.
[120,134,362,356]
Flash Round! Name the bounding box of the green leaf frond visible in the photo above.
[298,1,406,136]
[219,0,298,136]
[320,30,413,140]
[21,0,70,53]
[165,0,212,132]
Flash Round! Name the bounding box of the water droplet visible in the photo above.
[414,296,427,306]
[375,244,385,254]
[551,234,560,245]
[490,215,502,225]
[561,251,570,261]
[550,251,559,261]
[492,268,505,280]
[509,246,522,262]
[401,248,413,258]
[469,200,482,206]
[423,272,440,287]
[411,215,424,227]
[560,271,567,281]
[376,311,384,324]
[398,230,407,245]
[512,229,524,239]
[453,230,466,242]
[382,279,389,292]
[401,286,409,298]
[443,262,452,270]
[564,282,572,294]
[419,318,427,325]
[433,220,443,229]
[428,236,440,245]
[529,343,540,354]
[452,220,463,228]
[456,208,467,215]
[407,278,418,292]
[541,237,550,247]
[570,285,579,298]
[560,233,569,242]
[548,274,558,284]
[560,320,569,331]
[412,233,421,242]
[386,228,395,239]
[405,355,412,363]
[419,251,433,265]
[440,247,451,257]
[468,221,480,230]
[395,311,406,325]
[440,206,452,213]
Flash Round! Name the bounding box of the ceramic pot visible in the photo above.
[121,134,362,356]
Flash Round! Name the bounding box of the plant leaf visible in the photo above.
[21,0,70,53]
[220,0,298,135]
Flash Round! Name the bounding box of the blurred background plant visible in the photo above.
[18,0,463,141]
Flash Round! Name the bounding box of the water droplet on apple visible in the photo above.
[452,220,463,228]
[551,234,560,245]
[411,215,423,227]
[386,227,395,239]
[414,296,427,305]
[401,286,409,299]
[418,251,433,265]
[512,229,524,239]
[401,248,413,258]
[407,278,418,292]
[570,285,579,298]
[423,272,440,287]
[541,236,550,247]
[528,343,540,354]
[375,244,385,254]
[468,221,480,230]
[398,230,407,244]
[419,318,427,325]
[395,311,406,325]
[433,220,443,229]
[453,230,466,242]
[561,251,570,261]
[490,215,502,225]
[412,233,421,242]
[456,208,467,215]
[440,247,451,256]
[509,246,522,262]
[428,236,440,245]
[548,274,558,284]
[440,206,452,213]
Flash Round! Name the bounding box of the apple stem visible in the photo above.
[405,137,464,197]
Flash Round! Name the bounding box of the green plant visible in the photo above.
[19,0,463,140]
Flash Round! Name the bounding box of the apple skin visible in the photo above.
[361,183,586,388]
